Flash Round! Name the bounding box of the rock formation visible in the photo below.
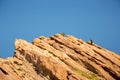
[0,33,120,80]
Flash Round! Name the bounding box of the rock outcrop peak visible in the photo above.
[0,34,120,80]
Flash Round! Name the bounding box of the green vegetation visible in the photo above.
[60,32,65,36]
[89,38,94,45]
[17,67,24,71]
[72,68,103,80]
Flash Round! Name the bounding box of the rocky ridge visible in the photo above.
[0,33,120,80]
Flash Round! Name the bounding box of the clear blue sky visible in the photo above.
[0,0,120,58]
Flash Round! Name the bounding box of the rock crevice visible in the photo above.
[0,34,120,80]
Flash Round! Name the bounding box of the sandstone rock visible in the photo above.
[0,33,120,80]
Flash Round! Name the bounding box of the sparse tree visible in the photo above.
[60,32,65,36]
[90,38,93,45]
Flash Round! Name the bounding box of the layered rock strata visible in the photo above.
[0,34,120,80]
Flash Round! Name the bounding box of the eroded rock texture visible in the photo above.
[0,34,120,80]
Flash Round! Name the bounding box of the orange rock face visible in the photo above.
[0,33,120,80]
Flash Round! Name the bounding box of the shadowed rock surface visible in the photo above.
[0,33,120,80]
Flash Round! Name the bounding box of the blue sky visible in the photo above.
[0,0,120,58]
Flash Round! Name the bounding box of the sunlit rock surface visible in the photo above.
[0,34,120,80]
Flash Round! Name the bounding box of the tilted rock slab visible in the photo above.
[0,33,120,80]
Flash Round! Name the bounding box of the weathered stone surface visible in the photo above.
[0,33,120,80]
